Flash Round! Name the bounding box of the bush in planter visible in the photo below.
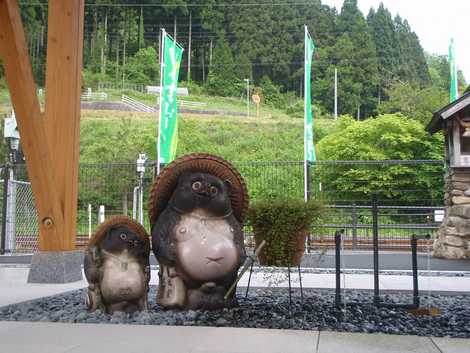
[247,199,323,267]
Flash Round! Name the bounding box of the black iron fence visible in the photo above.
[0,159,445,253]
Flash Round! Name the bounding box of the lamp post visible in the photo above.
[136,153,147,225]
[244,78,250,117]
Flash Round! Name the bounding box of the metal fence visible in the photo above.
[0,160,445,253]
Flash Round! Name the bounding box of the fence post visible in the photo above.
[334,229,343,307]
[352,203,358,249]
[0,165,9,254]
[411,234,420,308]
[372,192,380,305]
[306,161,312,201]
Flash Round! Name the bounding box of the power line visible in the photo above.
[20,2,331,8]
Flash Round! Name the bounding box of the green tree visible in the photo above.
[125,47,160,85]
[427,53,467,95]
[206,37,240,97]
[394,15,430,86]
[335,0,380,118]
[367,4,400,98]
[317,114,444,204]
[378,82,448,124]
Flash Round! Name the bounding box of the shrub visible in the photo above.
[247,199,323,266]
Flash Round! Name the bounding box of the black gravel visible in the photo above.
[1,287,470,338]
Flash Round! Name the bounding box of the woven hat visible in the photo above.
[148,153,249,225]
[88,215,150,252]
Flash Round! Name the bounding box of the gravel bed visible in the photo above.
[1,287,470,338]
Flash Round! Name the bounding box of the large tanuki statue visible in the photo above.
[84,216,151,313]
[149,153,249,309]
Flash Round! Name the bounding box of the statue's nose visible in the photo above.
[199,184,211,196]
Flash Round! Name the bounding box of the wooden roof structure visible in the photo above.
[427,88,470,135]
[0,0,84,251]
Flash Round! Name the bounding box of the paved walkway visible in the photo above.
[0,321,468,353]
[3,251,470,271]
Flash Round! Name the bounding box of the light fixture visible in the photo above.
[9,137,19,151]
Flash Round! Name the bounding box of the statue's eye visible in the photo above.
[210,186,218,195]
[119,233,127,241]
[192,181,202,191]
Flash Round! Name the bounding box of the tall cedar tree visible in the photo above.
[336,0,380,118]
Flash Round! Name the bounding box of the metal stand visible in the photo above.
[334,191,425,309]
[244,262,304,305]
[245,262,254,298]
[335,230,426,310]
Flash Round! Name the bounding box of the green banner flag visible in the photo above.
[304,26,316,162]
[158,30,183,167]
[449,39,458,102]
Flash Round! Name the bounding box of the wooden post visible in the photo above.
[0,0,84,251]
[44,0,84,251]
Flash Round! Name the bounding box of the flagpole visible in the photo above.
[304,24,308,203]
[157,28,166,175]
[449,38,459,103]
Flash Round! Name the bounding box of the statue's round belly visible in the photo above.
[100,260,144,303]
[176,222,239,282]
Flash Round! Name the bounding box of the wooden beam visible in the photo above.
[44,0,84,251]
[0,0,66,250]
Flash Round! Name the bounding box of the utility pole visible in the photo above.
[104,12,108,74]
[244,78,250,117]
[334,68,338,120]
[173,16,177,42]
[187,12,192,82]
[201,46,205,82]
[209,38,213,67]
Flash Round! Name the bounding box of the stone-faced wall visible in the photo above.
[433,169,470,259]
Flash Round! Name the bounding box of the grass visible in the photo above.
[0,87,337,164]
[79,109,336,163]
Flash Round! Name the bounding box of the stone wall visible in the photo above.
[433,169,470,259]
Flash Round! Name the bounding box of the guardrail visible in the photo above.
[178,100,207,108]
[81,92,108,101]
[121,95,156,113]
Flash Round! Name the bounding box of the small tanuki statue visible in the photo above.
[84,216,151,313]
[149,153,249,310]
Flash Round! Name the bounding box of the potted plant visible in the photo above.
[247,199,323,267]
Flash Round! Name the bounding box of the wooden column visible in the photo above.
[0,0,84,251]
[44,0,84,251]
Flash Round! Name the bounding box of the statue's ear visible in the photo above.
[224,179,232,190]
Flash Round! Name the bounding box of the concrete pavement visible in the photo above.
[3,251,470,271]
[0,321,468,353]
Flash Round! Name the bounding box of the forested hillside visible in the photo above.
[0,0,466,119]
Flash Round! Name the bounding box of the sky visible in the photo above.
[322,0,470,83]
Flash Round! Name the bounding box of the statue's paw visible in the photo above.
[85,288,102,312]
